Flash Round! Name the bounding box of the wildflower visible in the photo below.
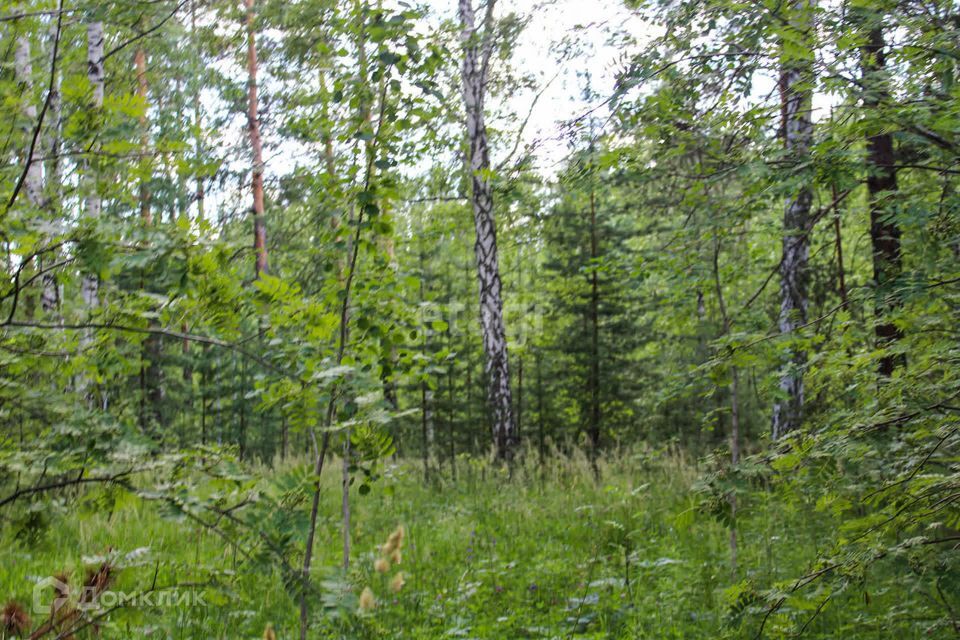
[359,587,376,612]
[263,624,276,640]
[2,601,31,636]
[389,572,406,594]
[383,525,405,554]
[374,557,390,574]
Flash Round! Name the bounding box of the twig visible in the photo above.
[4,0,63,218]
[104,0,191,60]
[0,469,134,509]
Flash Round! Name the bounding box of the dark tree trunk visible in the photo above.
[135,42,163,433]
[861,25,904,377]
[42,18,63,316]
[588,182,601,454]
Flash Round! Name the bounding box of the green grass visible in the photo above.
[1,447,931,638]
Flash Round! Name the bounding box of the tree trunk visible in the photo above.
[15,32,43,320]
[861,24,903,377]
[42,17,63,316]
[712,234,740,576]
[832,185,849,307]
[82,21,104,309]
[135,43,163,433]
[458,0,516,460]
[78,20,105,404]
[588,180,601,455]
[516,356,523,443]
[536,351,545,465]
[136,45,151,225]
[447,356,457,479]
[771,0,814,441]
[421,380,433,481]
[245,0,268,278]
[15,35,43,213]
[192,0,205,221]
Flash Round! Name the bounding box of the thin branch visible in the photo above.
[104,0,191,60]
[495,69,561,173]
[299,75,391,640]
[734,188,853,320]
[4,0,63,218]
[0,469,134,509]
[2,320,297,381]
[0,7,78,23]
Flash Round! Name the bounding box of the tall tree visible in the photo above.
[135,40,163,430]
[41,16,62,316]
[14,31,43,214]
[14,24,43,319]
[771,0,815,440]
[82,19,105,306]
[246,0,268,278]
[859,13,903,377]
[136,43,151,225]
[586,150,601,458]
[458,0,516,460]
[79,16,105,382]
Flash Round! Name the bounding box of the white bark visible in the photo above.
[772,0,814,440]
[15,35,43,211]
[77,20,105,402]
[42,17,62,315]
[458,0,516,459]
[81,21,105,311]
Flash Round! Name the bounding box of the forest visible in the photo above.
[1,0,958,637]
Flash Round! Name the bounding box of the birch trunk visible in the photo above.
[15,35,43,212]
[458,0,516,460]
[42,17,62,316]
[771,0,814,440]
[15,32,43,319]
[81,21,104,311]
[245,0,268,278]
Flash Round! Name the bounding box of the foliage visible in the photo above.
[0,0,958,636]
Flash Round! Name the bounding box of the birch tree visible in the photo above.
[771,0,815,440]
[14,32,43,213]
[81,20,105,312]
[14,27,43,319]
[458,0,516,460]
[42,16,62,315]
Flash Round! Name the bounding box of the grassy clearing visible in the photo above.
[1,447,924,638]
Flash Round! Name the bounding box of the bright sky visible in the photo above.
[424,0,655,175]
[206,0,653,222]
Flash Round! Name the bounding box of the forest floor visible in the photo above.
[3,447,920,639]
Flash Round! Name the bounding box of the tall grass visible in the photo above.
[1,446,927,638]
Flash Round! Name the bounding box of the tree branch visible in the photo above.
[3,0,63,218]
